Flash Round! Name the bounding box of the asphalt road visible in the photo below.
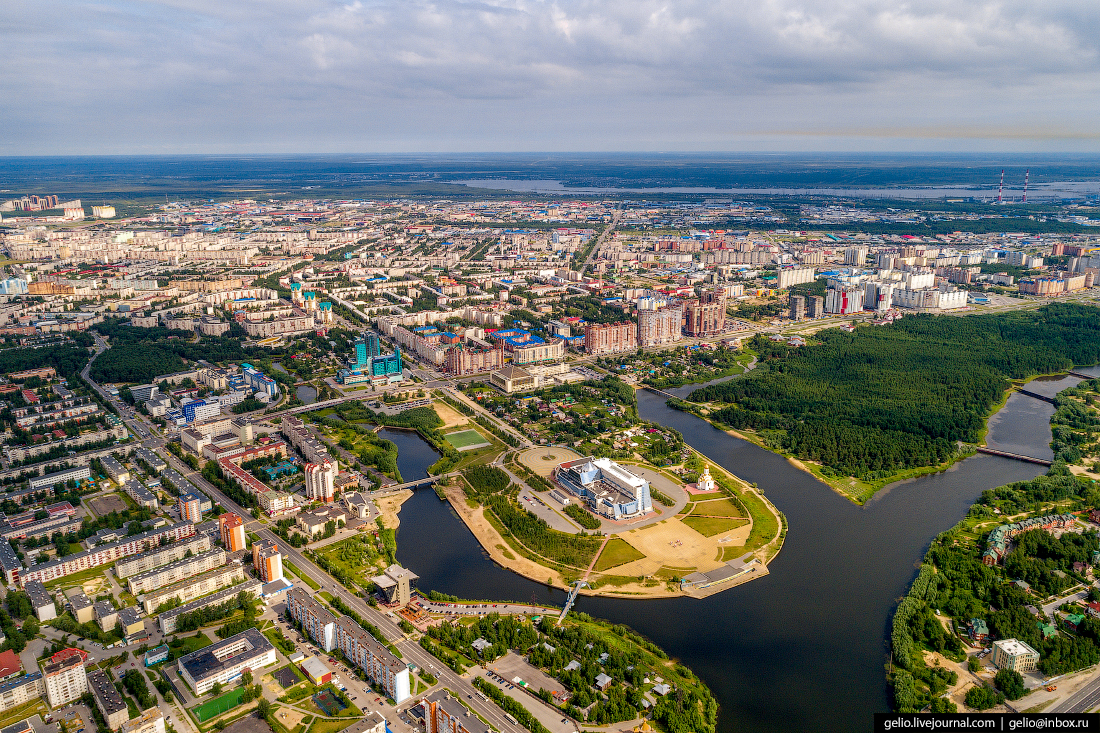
[1050,670,1100,714]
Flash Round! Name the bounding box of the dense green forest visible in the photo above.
[688,304,1100,481]
[0,343,91,381]
[889,467,1100,712]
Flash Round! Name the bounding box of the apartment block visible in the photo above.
[0,673,44,713]
[637,303,682,348]
[789,294,806,321]
[128,548,228,595]
[252,539,283,583]
[683,289,727,336]
[305,461,337,502]
[114,534,211,579]
[88,668,128,731]
[583,321,637,356]
[776,267,815,290]
[119,709,166,733]
[219,513,247,552]
[140,564,246,614]
[24,580,56,621]
[19,522,197,586]
[42,655,87,708]
[287,587,337,651]
[423,690,490,733]
[159,579,262,634]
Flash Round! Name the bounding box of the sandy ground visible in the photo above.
[378,490,413,530]
[612,517,748,577]
[432,401,470,429]
[275,707,310,730]
[517,446,582,476]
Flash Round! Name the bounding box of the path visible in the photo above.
[584,536,611,582]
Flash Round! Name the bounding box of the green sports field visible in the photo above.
[444,429,491,450]
[192,688,248,722]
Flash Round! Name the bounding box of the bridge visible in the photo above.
[642,386,684,401]
[1069,371,1099,381]
[371,471,461,495]
[975,447,1053,466]
[1015,388,1056,404]
[558,581,588,624]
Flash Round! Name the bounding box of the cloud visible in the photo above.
[1,0,1098,152]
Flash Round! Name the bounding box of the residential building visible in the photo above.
[68,591,94,623]
[101,456,130,484]
[0,674,44,714]
[134,448,167,473]
[252,539,283,583]
[342,713,387,733]
[683,289,727,336]
[807,295,825,318]
[140,565,247,614]
[305,461,337,502]
[825,286,864,315]
[636,302,682,348]
[24,580,56,621]
[0,651,21,682]
[113,534,210,579]
[422,690,490,733]
[489,364,537,394]
[88,669,128,731]
[844,247,868,266]
[118,607,145,637]
[583,321,637,356]
[119,709,165,733]
[159,579,262,634]
[0,542,20,585]
[178,493,203,523]
[127,548,227,594]
[29,465,90,492]
[94,601,117,632]
[776,267,815,290]
[789,294,806,321]
[370,564,417,606]
[42,654,87,708]
[178,628,276,695]
[333,614,410,703]
[992,638,1040,673]
[219,513,247,552]
[19,522,197,586]
[443,345,505,376]
[182,400,221,423]
[287,588,338,651]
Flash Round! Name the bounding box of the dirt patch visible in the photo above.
[432,401,470,429]
[610,517,745,577]
[275,707,309,731]
[377,490,413,531]
[517,447,582,477]
[87,493,128,516]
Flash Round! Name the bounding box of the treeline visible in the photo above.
[426,613,538,662]
[175,590,255,633]
[691,304,1100,480]
[0,343,90,381]
[890,468,1100,712]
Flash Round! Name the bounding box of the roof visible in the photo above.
[178,627,274,683]
[88,668,126,717]
[23,579,52,609]
[0,649,21,678]
[995,638,1040,657]
[301,656,330,679]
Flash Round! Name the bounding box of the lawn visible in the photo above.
[170,631,214,656]
[444,429,491,450]
[593,538,646,572]
[681,515,750,537]
[192,687,249,722]
[689,498,746,518]
[43,562,113,589]
[285,560,321,590]
[308,720,357,733]
[0,699,47,729]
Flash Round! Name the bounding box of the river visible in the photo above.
[394,368,1100,733]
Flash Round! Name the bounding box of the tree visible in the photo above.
[241,671,253,687]
[964,685,1003,711]
[930,697,957,713]
[256,699,272,719]
[211,681,223,696]
[994,669,1026,701]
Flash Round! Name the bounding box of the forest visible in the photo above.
[889,467,1100,712]
[688,304,1100,480]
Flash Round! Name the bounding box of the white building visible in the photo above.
[178,628,276,695]
[305,461,337,502]
[992,638,1040,673]
[42,655,87,708]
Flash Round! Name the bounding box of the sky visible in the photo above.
[3,0,1100,154]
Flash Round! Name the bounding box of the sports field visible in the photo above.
[192,688,248,722]
[444,429,491,450]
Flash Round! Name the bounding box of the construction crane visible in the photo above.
[1023,169,1030,204]
[997,169,1005,204]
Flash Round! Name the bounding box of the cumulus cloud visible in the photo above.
[2,0,1099,152]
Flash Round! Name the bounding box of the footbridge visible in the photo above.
[558,581,588,624]
[642,386,684,401]
[371,471,461,495]
[1016,388,1056,404]
[1069,371,1099,381]
[976,447,1053,466]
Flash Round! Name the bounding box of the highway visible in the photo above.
[1050,669,1100,714]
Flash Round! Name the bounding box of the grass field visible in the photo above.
[308,720,357,733]
[192,687,249,722]
[170,632,213,657]
[689,498,745,518]
[43,561,114,588]
[593,538,646,572]
[681,515,750,537]
[285,561,321,590]
[444,429,491,450]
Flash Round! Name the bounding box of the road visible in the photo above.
[579,207,621,276]
[153,447,534,733]
[1051,668,1100,713]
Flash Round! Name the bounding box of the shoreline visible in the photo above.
[666,369,1082,506]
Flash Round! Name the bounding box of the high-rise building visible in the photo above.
[42,654,87,708]
[683,289,727,336]
[844,247,869,266]
[825,287,865,314]
[789,294,806,321]
[776,267,815,290]
[178,493,202,523]
[218,513,246,552]
[807,295,825,318]
[352,334,381,368]
[637,302,683,348]
[584,321,637,355]
[252,539,283,583]
[305,462,337,502]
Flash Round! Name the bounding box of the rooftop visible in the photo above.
[178,627,274,682]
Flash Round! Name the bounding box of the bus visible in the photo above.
[505,715,518,726]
